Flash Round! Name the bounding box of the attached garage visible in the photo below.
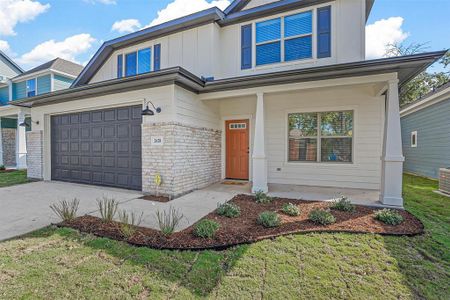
[51,105,142,190]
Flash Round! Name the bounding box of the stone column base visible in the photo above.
[26,130,44,179]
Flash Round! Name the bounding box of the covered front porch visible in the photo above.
[201,72,405,208]
[0,106,30,169]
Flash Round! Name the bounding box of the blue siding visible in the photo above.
[12,81,26,100]
[0,86,9,105]
[401,98,450,179]
[53,75,73,91]
[37,74,51,94]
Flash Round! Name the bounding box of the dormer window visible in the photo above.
[26,79,36,97]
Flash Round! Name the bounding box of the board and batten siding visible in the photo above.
[53,75,73,91]
[264,85,384,190]
[401,98,450,179]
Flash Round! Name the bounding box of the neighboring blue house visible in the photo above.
[0,57,83,168]
[400,82,450,179]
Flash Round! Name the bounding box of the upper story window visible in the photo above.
[26,78,36,97]
[118,44,161,78]
[288,110,353,163]
[242,6,331,70]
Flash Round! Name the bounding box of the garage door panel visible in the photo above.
[51,105,142,190]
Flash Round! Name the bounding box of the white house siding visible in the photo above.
[242,0,279,10]
[264,85,384,190]
[88,0,367,83]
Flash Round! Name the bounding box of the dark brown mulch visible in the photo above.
[60,194,424,251]
[139,195,170,203]
[0,169,16,173]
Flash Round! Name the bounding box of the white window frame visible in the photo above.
[286,109,354,164]
[120,46,154,78]
[411,131,418,148]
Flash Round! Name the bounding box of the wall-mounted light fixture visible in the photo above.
[142,99,162,116]
[19,119,39,127]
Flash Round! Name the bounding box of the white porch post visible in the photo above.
[16,110,27,169]
[380,79,404,207]
[252,92,268,193]
[0,118,3,166]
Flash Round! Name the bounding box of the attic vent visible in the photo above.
[439,168,450,194]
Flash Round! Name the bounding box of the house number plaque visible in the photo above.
[151,136,164,146]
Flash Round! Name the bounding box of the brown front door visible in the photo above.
[226,119,249,180]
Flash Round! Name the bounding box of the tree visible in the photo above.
[383,42,449,107]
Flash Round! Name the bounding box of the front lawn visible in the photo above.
[0,170,29,188]
[0,174,448,299]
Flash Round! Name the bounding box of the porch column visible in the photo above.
[252,92,268,193]
[380,79,404,207]
[0,118,3,166]
[16,110,27,169]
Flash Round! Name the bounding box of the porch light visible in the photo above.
[19,119,39,127]
[142,99,162,116]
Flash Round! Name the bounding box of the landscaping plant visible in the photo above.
[0,165,5,171]
[50,198,80,221]
[282,203,300,216]
[156,206,184,236]
[216,202,241,218]
[309,209,336,225]
[194,219,220,238]
[255,190,273,204]
[374,208,404,225]
[118,210,144,238]
[330,195,355,212]
[257,211,281,228]
[97,196,119,223]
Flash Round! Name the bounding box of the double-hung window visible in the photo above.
[288,111,353,163]
[119,45,160,78]
[256,18,282,65]
[26,79,36,97]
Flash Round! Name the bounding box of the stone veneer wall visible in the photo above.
[142,122,221,198]
[26,130,43,179]
[1,128,16,167]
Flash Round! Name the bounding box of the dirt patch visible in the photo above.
[138,195,170,203]
[60,194,424,251]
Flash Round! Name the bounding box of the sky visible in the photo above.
[0,0,448,71]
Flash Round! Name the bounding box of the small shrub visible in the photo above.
[309,209,336,225]
[97,196,118,223]
[194,219,220,238]
[257,211,281,228]
[50,198,80,221]
[330,195,355,212]
[0,165,5,171]
[255,190,273,204]
[118,210,144,238]
[216,202,241,218]
[156,206,184,236]
[374,209,404,225]
[282,203,300,216]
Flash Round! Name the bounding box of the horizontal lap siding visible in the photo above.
[53,75,73,91]
[37,75,51,95]
[0,87,8,105]
[12,81,26,100]
[401,98,450,179]
[265,87,383,190]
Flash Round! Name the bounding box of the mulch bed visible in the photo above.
[139,195,170,203]
[0,169,17,173]
[59,194,424,251]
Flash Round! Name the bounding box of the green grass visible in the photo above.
[0,174,448,299]
[0,170,29,187]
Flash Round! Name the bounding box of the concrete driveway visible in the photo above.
[0,181,244,241]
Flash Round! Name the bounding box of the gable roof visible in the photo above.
[13,58,83,80]
[0,50,24,75]
[400,81,450,117]
[73,0,376,87]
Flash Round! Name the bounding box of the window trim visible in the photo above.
[241,3,334,71]
[411,131,417,148]
[285,107,355,165]
[119,45,156,78]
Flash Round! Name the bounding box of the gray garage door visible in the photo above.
[51,105,142,190]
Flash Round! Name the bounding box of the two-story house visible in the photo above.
[12,0,446,207]
[0,57,82,168]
